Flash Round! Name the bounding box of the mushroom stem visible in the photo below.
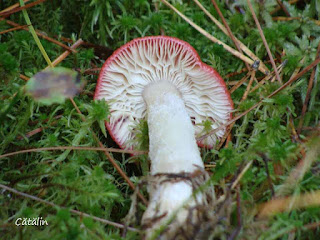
[143,81,204,174]
[142,80,204,236]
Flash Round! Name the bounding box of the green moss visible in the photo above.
[1,0,320,239]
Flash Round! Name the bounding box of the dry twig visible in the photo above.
[160,0,268,74]
[0,0,30,13]
[0,24,29,34]
[211,0,250,71]
[275,0,291,17]
[0,146,147,159]
[258,189,320,218]
[192,0,268,73]
[272,16,320,26]
[0,0,47,18]
[247,0,282,83]
[270,0,299,15]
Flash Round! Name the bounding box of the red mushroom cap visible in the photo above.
[94,36,233,150]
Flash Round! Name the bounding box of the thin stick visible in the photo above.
[289,56,305,82]
[160,0,268,74]
[297,42,320,134]
[260,153,275,197]
[241,70,256,101]
[258,189,320,218]
[272,16,320,26]
[0,0,46,18]
[225,68,248,79]
[0,24,29,35]
[230,72,251,93]
[275,0,291,17]
[197,57,320,142]
[5,19,76,53]
[270,0,299,15]
[45,39,84,68]
[247,0,281,83]
[19,74,29,81]
[225,58,280,78]
[192,0,268,73]
[0,184,139,232]
[231,160,253,189]
[211,0,250,71]
[249,60,286,93]
[0,0,30,13]
[0,146,147,159]
[83,68,101,74]
[217,122,234,150]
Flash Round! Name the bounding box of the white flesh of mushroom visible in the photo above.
[143,81,203,174]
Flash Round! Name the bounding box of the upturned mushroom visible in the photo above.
[94,36,233,237]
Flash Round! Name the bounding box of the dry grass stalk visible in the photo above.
[230,72,251,93]
[241,70,256,101]
[0,0,30,13]
[160,0,268,74]
[247,0,282,84]
[0,24,29,34]
[0,0,47,18]
[231,160,253,189]
[270,0,299,15]
[258,189,320,218]
[19,74,30,81]
[0,183,139,231]
[250,62,285,93]
[0,146,147,159]
[45,39,84,68]
[211,0,250,71]
[289,56,305,81]
[225,59,281,79]
[275,0,291,17]
[216,122,234,150]
[272,16,320,26]
[225,68,248,79]
[192,0,269,73]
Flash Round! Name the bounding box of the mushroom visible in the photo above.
[94,36,233,237]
